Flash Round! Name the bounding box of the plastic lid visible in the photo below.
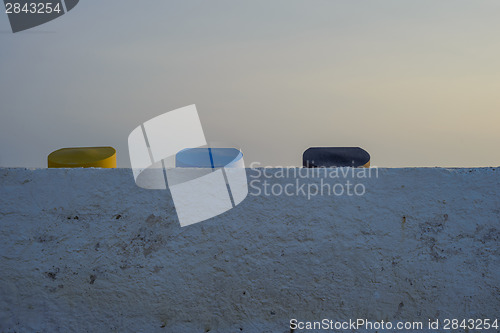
[48,146,116,168]
[303,147,370,168]
[176,148,243,168]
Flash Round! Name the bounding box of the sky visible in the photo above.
[0,0,499,168]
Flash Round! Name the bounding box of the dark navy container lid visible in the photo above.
[303,147,370,168]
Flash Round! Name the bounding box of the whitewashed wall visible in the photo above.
[0,168,499,332]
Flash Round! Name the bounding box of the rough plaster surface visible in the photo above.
[0,167,499,332]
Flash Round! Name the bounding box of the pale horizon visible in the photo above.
[1,0,499,168]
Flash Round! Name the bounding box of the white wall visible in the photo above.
[0,168,499,332]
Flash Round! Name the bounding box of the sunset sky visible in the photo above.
[1,0,499,167]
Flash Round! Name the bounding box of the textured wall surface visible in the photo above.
[0,167,499,332]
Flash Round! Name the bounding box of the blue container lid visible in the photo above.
[176,148,243,168]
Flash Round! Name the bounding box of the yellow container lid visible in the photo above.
[48,147,116,168]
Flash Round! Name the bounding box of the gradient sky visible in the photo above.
[1,0,499,167]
